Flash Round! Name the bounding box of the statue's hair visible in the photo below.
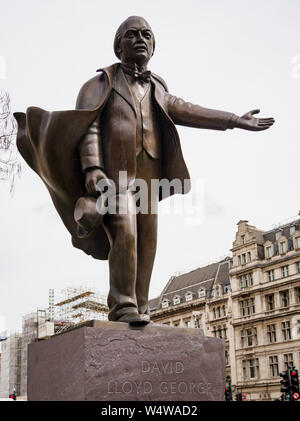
[113,16,155,60]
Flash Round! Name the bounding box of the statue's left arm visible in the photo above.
[166,94,275,131]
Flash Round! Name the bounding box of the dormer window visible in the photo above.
[280,241,287,254]
[185,292,193,302]
[295,237,300,249]
[266,246,272,259]
[216,287,220,297]
[198,288,206,298]
[173,295,181,305]
[161,299,170,309]
[275,230,282,240]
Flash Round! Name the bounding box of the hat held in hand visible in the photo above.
[74,196,105,238]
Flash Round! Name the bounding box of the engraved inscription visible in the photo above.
[107,360,215,396]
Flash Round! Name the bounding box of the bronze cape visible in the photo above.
[14,63,191,260]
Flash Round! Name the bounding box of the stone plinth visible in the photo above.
[28,320,225,401]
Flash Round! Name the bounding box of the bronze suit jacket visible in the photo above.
[14,63,235,261]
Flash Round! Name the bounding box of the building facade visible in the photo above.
[149,258,233,381]
[150,216,300,401]
[0,333,22,398]
[230,219,300,400]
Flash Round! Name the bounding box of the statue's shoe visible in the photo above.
[117,312,150,326]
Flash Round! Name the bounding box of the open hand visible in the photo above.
[236,109,275,131]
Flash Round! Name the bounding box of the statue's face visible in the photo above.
[119,18,154,66]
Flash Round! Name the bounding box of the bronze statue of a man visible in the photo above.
[14,16,274,325]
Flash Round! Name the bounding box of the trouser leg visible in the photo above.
[135,150,161,315]
[103,192,138,321]
[136,212,158,315]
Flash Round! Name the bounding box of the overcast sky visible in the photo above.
[1,0,300,334]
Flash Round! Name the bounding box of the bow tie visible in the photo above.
[121,63,151,83]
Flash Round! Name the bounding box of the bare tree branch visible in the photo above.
[0,90,21,194]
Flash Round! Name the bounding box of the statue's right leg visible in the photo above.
[102,191,148,324]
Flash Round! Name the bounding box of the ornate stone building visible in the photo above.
[230,218,300,400]
[149,258,233,381]
[150,216,300,401]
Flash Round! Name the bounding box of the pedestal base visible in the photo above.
[28,320,225,401]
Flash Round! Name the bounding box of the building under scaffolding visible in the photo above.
[0,287,108,399]
[54,286,108,334]
[0,333,22,398]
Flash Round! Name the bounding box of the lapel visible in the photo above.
[113,65,136,115]
[151,75,169,117]
[100,64,169,117]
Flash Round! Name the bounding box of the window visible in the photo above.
[266,294,275,311]
[217,326,222,338]
[247,252,251,262]
[162,299,169,309]
[213,308,216,319]
[246,327,257,346]
[240,298,255,316]
[296,262,300,274]
[267,270,275,282]
[281,266,289,278]
[223,325,227,339]
[295,237,300,249]
[225,350,229,365]
[241,329,245,347]
[198,288,206,298]
[269,356,279,377]
[297,320,300,336]
[185,292,193,302]
[238,255,241,265]
[242,360,247,380]
[185,320,191,328]
[248,358,259,379]
[266,246,272,258]
[239,273,254,288]
[295,287,300,303]
[281,321,291,340]
[222,305,226,317]
[280,242,287,254]
[267,324,277,343]
[194,318,202,329]
[173,296,181,305]
[241,235,246,245]
[217,306,221,318]
[174,321,180,327]
[280,290,289,308]
[216,287,220,297]
[284,353,294,370]
[242,254,246,264]
[212,326,217,337]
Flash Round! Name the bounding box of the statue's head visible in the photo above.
[113,16,155,67]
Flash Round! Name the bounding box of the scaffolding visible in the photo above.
[54,286,108,334]
[20,313,37,397]
[0,333,22,398]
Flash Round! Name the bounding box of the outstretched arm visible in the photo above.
[166,94,274,131]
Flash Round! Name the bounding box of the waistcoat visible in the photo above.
[129,82,161,159]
